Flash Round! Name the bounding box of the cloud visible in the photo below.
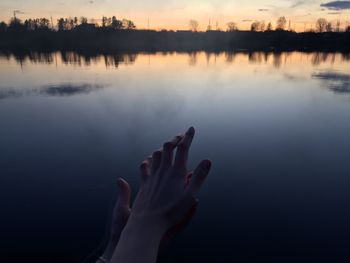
[0,84,105,99]
[258,9,269,11]
[320,1,350,10]
[312,71,350,93]
[41,84,103,96]
[14,10,25,14]
[290,1,305,8]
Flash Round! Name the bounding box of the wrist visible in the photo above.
[124,215,167,239]
[101,242,116,262]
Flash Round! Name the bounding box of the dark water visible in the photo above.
[1,51,350,263]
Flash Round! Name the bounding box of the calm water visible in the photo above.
[1,51,350,262]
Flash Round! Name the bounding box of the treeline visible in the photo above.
[1,16,350,52]
[0,16,136,33]
[247,17,350,33]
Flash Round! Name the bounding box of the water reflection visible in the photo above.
[1,50,350,263]
[0,51,138,68]
[0,84,104,99]
[313,71,350,93]
[1,51,350,69]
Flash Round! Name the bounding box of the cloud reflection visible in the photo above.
[0,84,105,99]
[312,71,350,93]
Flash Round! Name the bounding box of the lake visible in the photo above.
[1,51,350,262]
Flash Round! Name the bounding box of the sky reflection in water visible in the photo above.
[1,51,350,262]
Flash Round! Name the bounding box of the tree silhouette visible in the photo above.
[0,21,7,32]
[251,21,260,31]
[316,18,327,33]
[39,18,50,29]
[260,21,266,31]
[111,16,122,30]
[80,17,88,25]
[266,22,273,31]
[226,22,238,31]
[189,20,199,32]
[326,22,333,32]
[73,17,79,27]
[102,16,108,27]
[276,17,287,30]
[24,18,50,31]
[251,21,265,32]
[8,17,25,32]
[57,18,65,31]
[122,19,136,29]
[336,20,341,32]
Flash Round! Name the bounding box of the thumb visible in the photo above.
[116,178,131,209]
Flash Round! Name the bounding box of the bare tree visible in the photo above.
[276,16,287,30]
[189,19,199,32]
[260,21,266,31]
[266,22,273,31]
[326,22,333,32]
[0,21,7,32]
[226,21,238,31]
[111,16,122,30]
[80,16,88,25]
[316,18,327,33]
[336,20,341,32]
[251,21,261,31]
[122,19,136,29]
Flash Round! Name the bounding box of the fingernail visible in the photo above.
[117,178,122,186]
[187,127,195,135]
[204,160,211,170]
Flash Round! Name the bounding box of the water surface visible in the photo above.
[1,51,350,262]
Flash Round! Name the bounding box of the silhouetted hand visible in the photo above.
[110,127,211,263]
[97,179,131,263]
[132,127,211,231]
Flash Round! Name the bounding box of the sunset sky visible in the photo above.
[1,0,349,31]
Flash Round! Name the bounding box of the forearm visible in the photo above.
[110,219,166,263]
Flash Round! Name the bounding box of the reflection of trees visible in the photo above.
[60,52,84,65]
[225,52,236,63]
[27,52,54,64]
[273,53,282,68]
[205,52,212,64]
[0,51,138,68]
[311,52,332,66]
[188,52,198,66]
[248,52,264,63]
[103,53,137,68]
[2,50,350,68]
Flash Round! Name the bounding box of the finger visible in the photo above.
[139,159,151,186]
[174,127,195,169]
[147,155,153,168]
[116,178,131,209]
[151,150,162,174]
[185,172,193,187]
[187,159,211,196]
[160,135,183,169]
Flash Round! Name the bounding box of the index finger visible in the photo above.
[174,127,195,169]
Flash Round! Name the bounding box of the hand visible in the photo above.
[99,178,131,262]
[129,127,211,234]
[110,127,211,263]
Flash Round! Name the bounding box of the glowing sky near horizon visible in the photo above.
[0,0,349,30]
